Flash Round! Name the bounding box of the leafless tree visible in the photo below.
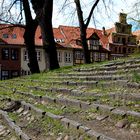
[31,0,60,70]
[74,0,100,64]
[129,1,140,30]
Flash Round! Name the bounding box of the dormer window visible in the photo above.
[12,34,17,39]
[54,38,65,43]
[76,40,82,46]
[89,40,100,50]
[3,34,9,38]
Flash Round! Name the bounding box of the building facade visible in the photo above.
[107,13,137,60]
[0,29,21,80]
[0,13,138,79]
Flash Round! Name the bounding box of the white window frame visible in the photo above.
[75,51,83,60]
[24,50,28,61]
[101,53,105,61]
[94,52,99,61]
[57,51,62,62]
[24,50,41,61]
[64,52,72,63]
[36,50,41,61]
[89,40,100,50]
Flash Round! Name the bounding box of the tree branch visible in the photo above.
[85,0,100,28]
[23,0,33,24]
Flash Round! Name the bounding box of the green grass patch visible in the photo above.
[132,71,140,83]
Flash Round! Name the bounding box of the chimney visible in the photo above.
[102,27,107,36]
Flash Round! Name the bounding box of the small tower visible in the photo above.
[119,13,127,24]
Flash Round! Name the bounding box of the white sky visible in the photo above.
[52,0,136,30]
[0,0,138,30]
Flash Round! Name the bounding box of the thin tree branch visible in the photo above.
[85,0,100,28]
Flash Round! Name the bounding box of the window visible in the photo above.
[36,50,41,61]
[128,48,131,53]
[76,40,82,46]
[75,51,83,60]
[123,47,126,53]
[119,47,121,53]
[2,48,9,60]
[3,34,8,38]
[55,38,65,43]
[122,38,126,45]
[11,34,17,39]
[57,51,62,62]
[64,52,72,63]
[1,70,9,80]
[11,71,19,78]
[128,37,130,43]
[23,70,31,75]
[24,50,28,61]
[93,52,99,61]
[89,40,100,50]
[101,53,105,61]
[115,47,118,53]
[122,26,125,33]
[11,49,18,60]
[118,37,121,43]
[24,50,41,61]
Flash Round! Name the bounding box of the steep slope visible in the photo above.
[0,55,140,140]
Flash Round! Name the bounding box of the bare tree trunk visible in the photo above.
[74,0,100,64]
[75,0,90,63]
[23,0,40,73]
[31,0,59,70]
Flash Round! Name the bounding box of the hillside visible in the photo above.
[0,55,140,140]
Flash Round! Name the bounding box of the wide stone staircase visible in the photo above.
[0,57,140,140]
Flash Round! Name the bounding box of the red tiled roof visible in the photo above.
[0,24,25,45]
[133,30,140,41]
[58,25,109,50]
[105,27,115,43]
[133,30,140,36]
[0,38,7,44]
[0,24,110,51]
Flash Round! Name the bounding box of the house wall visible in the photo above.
[57,49,73,67]
[110,13,137,60]
[0,44,21,79]
[21,47,46,75]
[21,47,74,75]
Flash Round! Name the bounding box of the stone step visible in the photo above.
[28,85,140,103]
[48,75,126,81]
[14,89,140,120]
[0,109,31,140]
[59,67,140,77]
[73,63,140,72]
[9,99,116,140]
[0,88,140,140]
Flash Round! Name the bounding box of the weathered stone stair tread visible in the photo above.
[0,121,13,139]
[28,85,140,103]
[0,109,31,140]
[14,90,140,120]
[0,93,139,139]
[17,100,117,140]
[1,84,140,118]
[73,63,140,72]
[20,100,139,140]
[1,57,140,140]
[59,67,139,76]
[47,75,126,81]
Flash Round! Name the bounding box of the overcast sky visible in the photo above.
[0,0,138,30]
[52,0,137,30]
